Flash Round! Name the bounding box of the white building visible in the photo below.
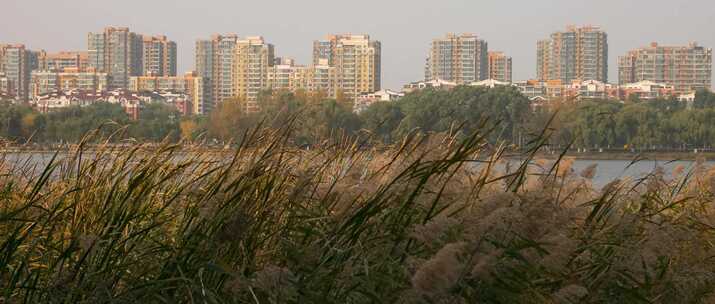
[403,79,457,93]
[470,79,511,88]
[354,89,404,113]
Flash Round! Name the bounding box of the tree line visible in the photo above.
[543,90,715,150]
[1,87,715,149]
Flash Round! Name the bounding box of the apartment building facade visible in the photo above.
[268,58,308,93]
[142,35,177,77]
[618,42,712,94]
[0,73,12,99]
[195,34,239,107]
[488,51,512,83]
[87,27,144,89]
[0,44,31,101]
[313,34,381,101]
[425,33,488,85]
[35,51,89,72]
[266,58,338,99]
[306,61,337,98]
[235,36,274,109]
[537,25,608,83]
[30,70,109,99]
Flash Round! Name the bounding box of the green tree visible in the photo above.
[42,103,129,143]
[128,103,181,142]
[360,101,404,143]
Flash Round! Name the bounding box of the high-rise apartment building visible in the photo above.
[488,51,512,83]
[306,60,337,98]
[618,42,712,94]
[87,32,106,73]
[0,44,31,101]
[87,27,144,89]
[268,58,308,92]
[536,40,551,81]
[194,39,215,109]
[425,33,488,85]
[37,51,89,72]
[142,35,177,76]
[267,58,338,99]
[0,73,12,98]
[312,34,381,101]
[235,36,274,108]
[30,70,109,98]
[195,34,238,107]
[312,40,333,66]
[537,25,608,83]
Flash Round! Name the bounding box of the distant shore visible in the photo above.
[529,151,715,161]
[2,145,715,161]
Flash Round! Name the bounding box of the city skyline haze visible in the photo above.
[2,0,714,89]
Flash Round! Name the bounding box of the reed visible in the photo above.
[0,121,714,303]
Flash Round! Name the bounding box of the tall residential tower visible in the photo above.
[425,33,489,85]
[234,36,275,110]
[488,51,512,83]
[195,34,238,108]
[619,42,712,94]
[313,34,381,101]
[142,35,177,77]
[0,44,31,101]
[87,27,144,89]
[536,25,608,83]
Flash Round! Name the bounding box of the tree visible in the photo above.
[42,103,129,143]
[206,98,255,143]
[396,86,532,142]
[0,105,28,140]
[294,99,361,146]
[693,89,715,108]
[565,101,621,149]
[129,103,181,142]
[180,119,198,140]
[360,101,404,143]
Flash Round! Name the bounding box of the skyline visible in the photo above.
[2,0,714,89]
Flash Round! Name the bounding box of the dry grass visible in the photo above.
[0,122,714,303]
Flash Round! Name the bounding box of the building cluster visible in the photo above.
[0,30,385,117]
[360,26,711,111]
[0,25,713,117]
[33,89,192,119]
[1,27,187,118]
[424,33,512,84]
[618,42,712,94]
[195,34,381,112]
[529,26,710,100]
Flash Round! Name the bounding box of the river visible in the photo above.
[521,159,714,189]
[2,152,713,189]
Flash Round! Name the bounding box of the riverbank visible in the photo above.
[543,151,715,161]
[4,145,715,161]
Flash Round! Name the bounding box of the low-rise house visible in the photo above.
[566,80,619,100]
[32,89,192,119]
[354,89,404,113]
[678,92,696,103]
[403,79,457,93]
[469,79,511,88]
[619,81,676,100]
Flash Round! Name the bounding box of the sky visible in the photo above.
[1,0,714,89]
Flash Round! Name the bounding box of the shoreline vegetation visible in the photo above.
[1,121,715,303]
[3,87,715,153]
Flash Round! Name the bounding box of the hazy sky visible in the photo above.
[2,0,714,89]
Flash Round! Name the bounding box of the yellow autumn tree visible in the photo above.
[179,119,198,140]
